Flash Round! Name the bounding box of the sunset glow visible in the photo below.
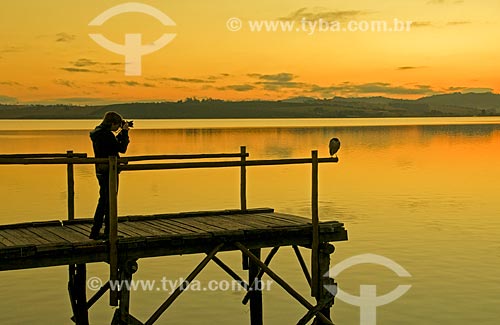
[1,0,499,105]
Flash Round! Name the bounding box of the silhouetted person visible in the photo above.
[89,111,130,239]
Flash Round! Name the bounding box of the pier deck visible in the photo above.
[0,208,347,272]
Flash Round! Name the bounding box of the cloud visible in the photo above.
[0,95,17,104]
[248,73,308,91]
[280,7,368,22]
[72,59,98,67]
[61,67,101,73]
[218,84,255,92]
[55,33,76,42]
[446,21,472,26]
[168,77,215,84]
[308,82,438,97]
[28,97,124,106]
[207,73,231,80]
[250,73,296,82]
[102,80,156,88]
[61,58,121,73]
[446,87,493,93]
[0,81,22,86]
[411,21,434,28]
[54,79,78,88]
[397,66,423,70]
[0,46,23,54]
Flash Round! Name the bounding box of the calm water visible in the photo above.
[0,118,499,324]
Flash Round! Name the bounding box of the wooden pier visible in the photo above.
[0,149,348,325]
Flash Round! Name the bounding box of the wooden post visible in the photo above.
[67,150,75,220]
[240,146,247,211]
[313,243,336,325]
[118,260,138,324]
[68,264,89,325]
[241,146,250,270]
[109,156,119,306]
[311,150,320,298]
[249,248,263,325]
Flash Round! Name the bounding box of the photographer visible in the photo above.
[89,111,132,239]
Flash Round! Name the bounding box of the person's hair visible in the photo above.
[101,111,123,127]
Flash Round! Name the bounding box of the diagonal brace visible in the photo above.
[235,242,333,325]
[297,297,335,325]
[145,243,224,325]
[293,245,312,286]
[211,255,249,289]
[242,246,280,305]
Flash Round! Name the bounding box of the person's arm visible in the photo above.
[115,129,130,154]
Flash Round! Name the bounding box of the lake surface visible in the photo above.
[0,117,499,324]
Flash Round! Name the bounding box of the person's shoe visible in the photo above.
[89,231,100,240]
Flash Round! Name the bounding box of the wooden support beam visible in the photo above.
[145,243,224,325]
[109,156,119,306]
[0,153,87,158]
[313,243,336,325]
[249,248,263,325]
[311,150,320,298]
[211,256,249,289]
[67,150,75,221]
[235,242,333,325]
[68,264,89,324]
[241,146,249,270]
[242,246,279,305]
[293,245,312,286]
[118,260,138,324]
[120,157,338,171]
[122,152,248,162]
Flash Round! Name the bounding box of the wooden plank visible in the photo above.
[175,217,228,232]
[223,214,276,228]
[142,221,180,235]
[27,226,69,244]
[116,224,147,237]
[119,222,155,237]
[130,222,168,236]
[189,215,258,231]
[17,228,52,245]
[247,214,292,226]
[65,224,91,237]
[270,213,311,224]
[166,219,209,234]
[44,226,90,243]
[170,218,223,233]
[154,219,201,234]
[253,214,307,226]
[0,233,16,246]
[0,229,38,246]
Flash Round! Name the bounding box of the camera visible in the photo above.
[122,120,134,128]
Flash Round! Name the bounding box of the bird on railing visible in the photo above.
[329,138,340,158]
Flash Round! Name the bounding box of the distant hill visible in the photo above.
[416,92,500,110]
[0,92,498,119]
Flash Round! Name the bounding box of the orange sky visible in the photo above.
[0,0,499,105]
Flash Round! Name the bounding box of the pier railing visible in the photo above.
[0,147,338,306]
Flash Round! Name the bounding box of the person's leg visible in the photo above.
[90,174,109,238]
